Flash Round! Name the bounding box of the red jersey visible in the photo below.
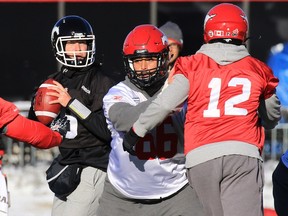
[174,53,278,154]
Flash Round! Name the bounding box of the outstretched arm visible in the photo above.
[0,97,62,149]
[3,115,62,149]
[104,78,159,132]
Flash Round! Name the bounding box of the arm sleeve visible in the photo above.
[66,73,115,142]
[103,82,157,132]
[108,100,153,132]
[133,74,189,137]
[263,66,279,99]
[68,99,111,142]
[258,94,281,129]
[4,115,62,149]
[0,97,19,129]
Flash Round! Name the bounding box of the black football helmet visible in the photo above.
[51,15,95,68]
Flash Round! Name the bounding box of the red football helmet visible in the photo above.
[203,3,248,43]
[123,24,169,89]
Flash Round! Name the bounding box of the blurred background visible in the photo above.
[0,1,287,100]
[0,1,288,215]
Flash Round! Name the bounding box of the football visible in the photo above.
[34,78,61,125]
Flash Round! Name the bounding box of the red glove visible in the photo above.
[0,98,19,129]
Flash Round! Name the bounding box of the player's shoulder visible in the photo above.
[178,53,211,66]
[243,55,271,72]
[174,53,211,77]
[105,80,130,96]
[177,53,202,62]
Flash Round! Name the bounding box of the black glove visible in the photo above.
[123,128,141,156]
[50,116,70,138]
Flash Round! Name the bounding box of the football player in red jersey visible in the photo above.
[123,3,281,216]
[0,97,66,215]
[0,97,65,148]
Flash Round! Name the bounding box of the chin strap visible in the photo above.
[143,77,167,97]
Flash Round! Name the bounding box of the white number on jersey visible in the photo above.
[65,115,78,139]
[203,77,251,117]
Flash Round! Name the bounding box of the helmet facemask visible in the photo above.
[122,24,169,95]
[55,35,95,68]
[124,50,169,90]
[51,15,96,69]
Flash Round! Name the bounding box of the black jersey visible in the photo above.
[29,63,115,170]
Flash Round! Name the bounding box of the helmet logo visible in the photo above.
[204,14,216,28]
[240,14,248,23]
[232,29,239,37]
[51,26,59,38]
[71,32,85,37]
[135,50,148,54]
[162,35,168,45]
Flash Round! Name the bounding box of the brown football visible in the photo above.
[34,78,61,125]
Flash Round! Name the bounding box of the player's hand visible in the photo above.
[47,81,71,107]
[122,128,141,155]
[50,116,70,138]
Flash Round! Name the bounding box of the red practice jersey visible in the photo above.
[174,53,278,154]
